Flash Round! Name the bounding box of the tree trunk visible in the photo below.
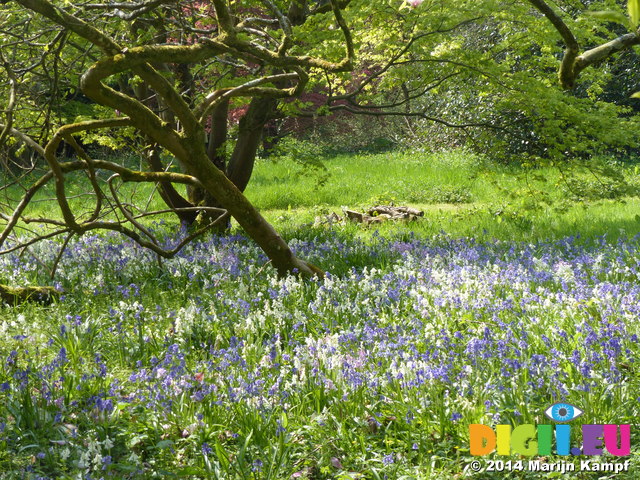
[207,97,228,171]
[227,97,276,192]
[181,137,321,277]
[189,98,229,207]
[0,284,59,305]
[190,97,273,228]
[188,98,230,228]
[179,98,308,275]
[146,142,197,224]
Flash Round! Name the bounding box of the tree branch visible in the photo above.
[527,0,640,88]
[574,32,640,77]
[0,123,45,157]
[527,0,580,88]
[195,72,301,122]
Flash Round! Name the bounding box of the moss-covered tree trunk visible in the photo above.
[188,97,275,228]
[0,284,59,305]
[226,97,276,192]
[11,0,355,278]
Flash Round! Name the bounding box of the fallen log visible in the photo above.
[343,209,368,223]
[367,206,424,218]
[0,284,59,305]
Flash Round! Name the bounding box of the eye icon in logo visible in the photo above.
[544,403,583,423]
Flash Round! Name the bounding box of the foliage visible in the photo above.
[0,149,639,477]
[3,0,640,196]
[382,0,640,163]
[1,228,640,478]
[558,157,640,201]
[291,114,401,156]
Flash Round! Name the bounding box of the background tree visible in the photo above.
[2,0,640,286]
[270,0,640,166]
[0,0,361,277]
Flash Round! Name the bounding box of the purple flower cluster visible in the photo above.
[0,231,639,475]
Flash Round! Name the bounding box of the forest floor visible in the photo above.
[0,150,639,479]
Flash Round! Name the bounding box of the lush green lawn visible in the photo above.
[246,150,640,242]
[1,150,639,479]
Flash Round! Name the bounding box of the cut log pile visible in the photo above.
[315,205,423,226]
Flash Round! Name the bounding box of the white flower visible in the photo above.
[103,436,114,449]
[554,261,575,283]
[60,447,70,460]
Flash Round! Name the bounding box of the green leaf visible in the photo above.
[170,467,203,476]
[630,91,640,98]
[629,0,640,28]
[155,439,174,449]
[585,10,631,28]
[214,440,231,472]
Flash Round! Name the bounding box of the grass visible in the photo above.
[246,149,640,242]
[246,149,496,210]
[4,149,640,242]
[0,149,640,479]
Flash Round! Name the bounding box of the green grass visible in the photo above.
[245,150,640,242]
[4,149,639,243]
[246,150,490,210]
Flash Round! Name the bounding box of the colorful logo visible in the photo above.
[469,403,631,456]
[544,402,583,423]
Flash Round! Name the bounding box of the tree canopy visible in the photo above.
[1,0,640,280]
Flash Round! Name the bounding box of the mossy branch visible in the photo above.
[0,284,59,305]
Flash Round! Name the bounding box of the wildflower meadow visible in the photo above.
[3,0,640,476]
[0,225,638,478]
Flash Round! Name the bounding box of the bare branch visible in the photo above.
[15,0,122,55]
[325,104,505,130]
[107,174,159,245]
[261,0,292,35]
[0,228,71,256]
[330,18,483,103]
[0,169,56,249]
[0,123,45,157]
[83,0,172,20]
[195,73,301,122]
[0,67,17,155]
[50,231,73,279]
